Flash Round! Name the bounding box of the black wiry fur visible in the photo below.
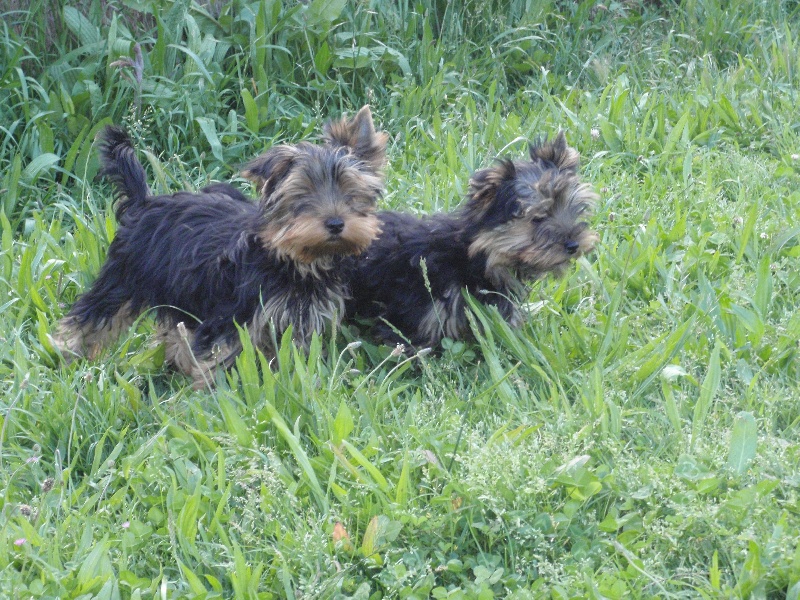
[347,132,598,348]
[53,107,388,386]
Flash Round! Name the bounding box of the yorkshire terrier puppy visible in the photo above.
[53,106,388,385]
[347,132,598,348]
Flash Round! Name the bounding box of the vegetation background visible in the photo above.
[1,0,799,597]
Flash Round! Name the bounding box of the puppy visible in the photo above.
[347,132,598,348]
[53,106,388,385]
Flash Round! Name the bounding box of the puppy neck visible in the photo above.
[272,250,339,279]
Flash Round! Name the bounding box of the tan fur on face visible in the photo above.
[260,211,381,264]
[255,159,384,263]
[514,226,599,273]
[470,218,598,281]
[51,303,136,363]
[468,173,599,283]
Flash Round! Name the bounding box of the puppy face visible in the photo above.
[252,145,384,263]
[465,132,598,279]
[242,106,388,263]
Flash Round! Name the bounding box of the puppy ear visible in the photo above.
[465,160,516,215]
[323,105,389,173]
[241,145,299,199]
[529,131,580,171]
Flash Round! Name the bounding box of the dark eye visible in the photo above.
[349,195,377,209]
[512,202,531,218]
[516,185,534,199]
[292,202,315,216]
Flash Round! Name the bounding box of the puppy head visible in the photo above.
[242,139,385,264]
[241,107,388,264]
[464,132,598,280]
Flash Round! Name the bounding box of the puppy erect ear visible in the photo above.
[241,145,299,199]
[464,160,517,217]
[323,105,389,173]
[529,131,580,172]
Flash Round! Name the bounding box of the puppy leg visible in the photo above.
[155,322,239,389]
[51,301,136,363]
[53,251,144,363]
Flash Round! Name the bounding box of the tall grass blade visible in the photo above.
[217,395,253,447]
[727,411,757,475]
[690,342,722,451]
[263,399,328,512]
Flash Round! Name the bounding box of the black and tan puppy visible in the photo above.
[347,132,598,348]
[53,106,388,385]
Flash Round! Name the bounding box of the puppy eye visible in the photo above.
[292,202,315,216]
[349,195,377,208]
[512,203,530,218]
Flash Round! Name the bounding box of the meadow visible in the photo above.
[1,0,799,597]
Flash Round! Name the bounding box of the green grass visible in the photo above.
[1,0,800,597]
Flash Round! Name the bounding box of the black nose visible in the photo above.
[325,217,345,235]
[564,240,580,254]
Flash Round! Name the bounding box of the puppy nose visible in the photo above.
[564,240,580,254]
[325,217,345,235]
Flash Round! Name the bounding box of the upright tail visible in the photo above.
[98,126,150,221]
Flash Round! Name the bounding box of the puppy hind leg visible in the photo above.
[52,257,143,363]
[51,302,137,363]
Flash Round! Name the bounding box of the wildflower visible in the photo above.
[661,364,687,382]
[332,522,353,552]
[423,450,439,466]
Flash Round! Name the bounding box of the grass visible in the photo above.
[1,0,800,597]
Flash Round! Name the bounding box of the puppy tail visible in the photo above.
[98,126,150,220]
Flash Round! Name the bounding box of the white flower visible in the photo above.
[661,364,687,381]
